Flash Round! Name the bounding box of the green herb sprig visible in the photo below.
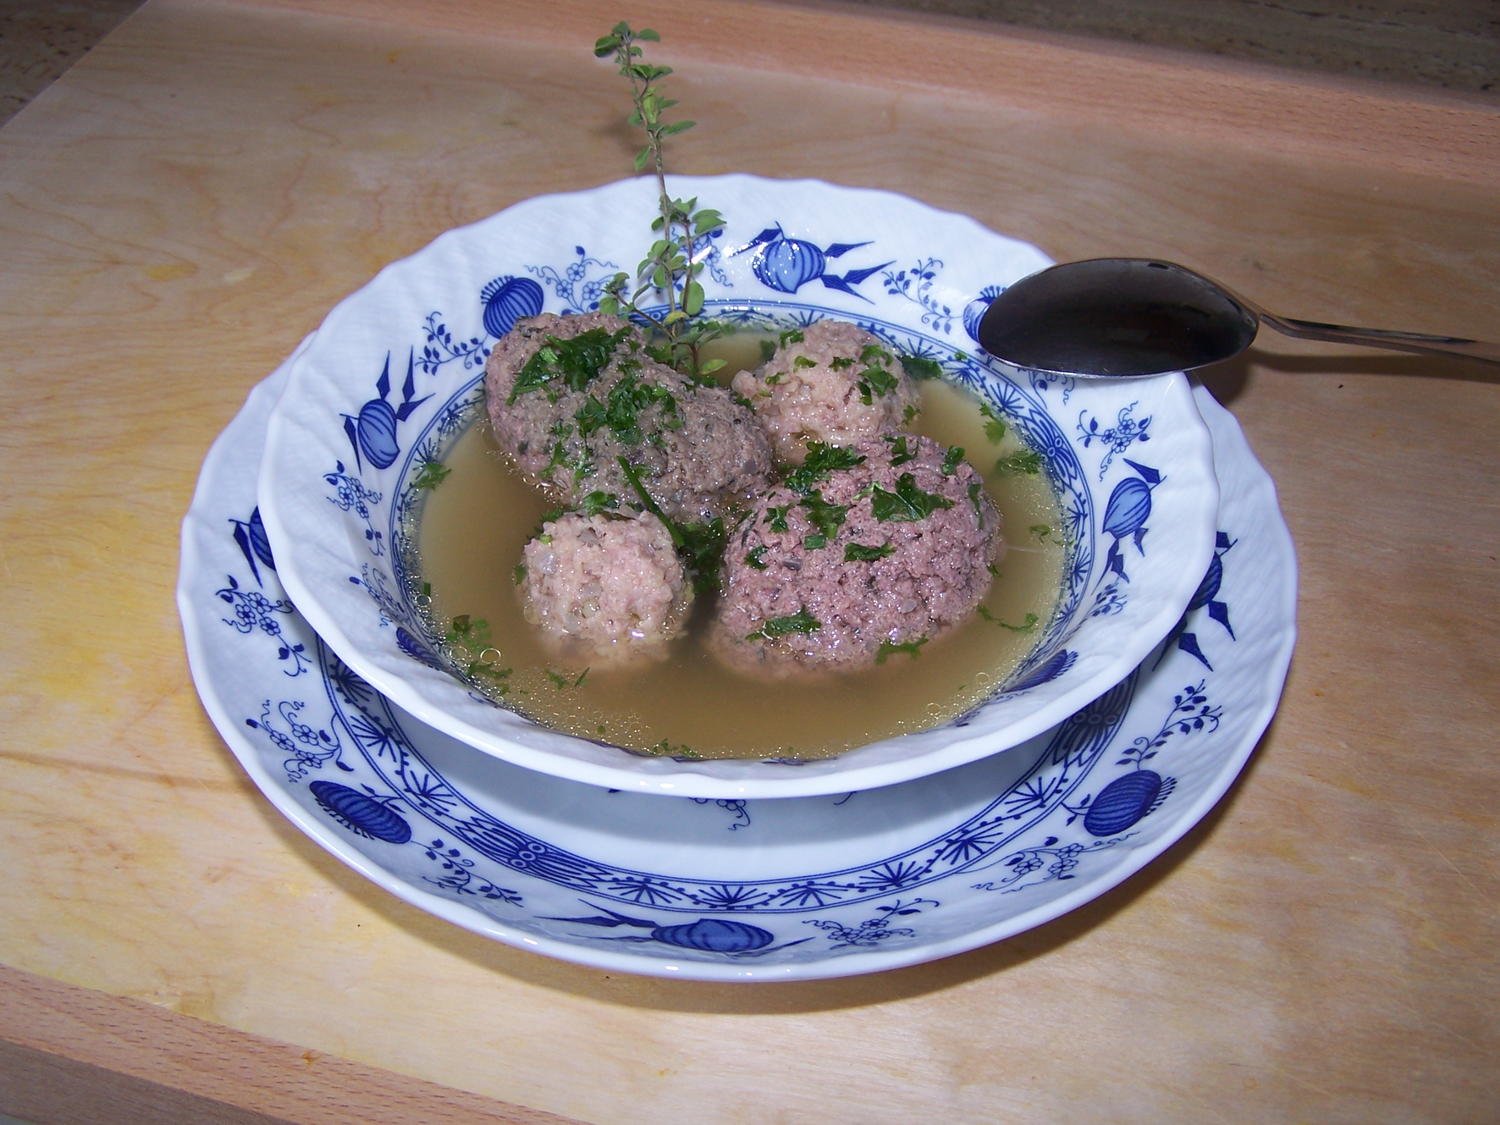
[593,23,725,379]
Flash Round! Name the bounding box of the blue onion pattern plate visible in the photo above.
[255,176,1220,798]
[178,351,1294,981]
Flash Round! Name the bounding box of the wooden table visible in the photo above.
[2,1,1497,1121]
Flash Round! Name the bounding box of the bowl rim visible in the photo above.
[257,174,1221,798]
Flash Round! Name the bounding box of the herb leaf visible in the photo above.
[855,356,899,403]
[589,373,679,445]
[885,434,916,466]
[844,541,895,562]
[508,327,633,403]
[979,402,1007,443]
[899,353,943,381]
[412,460,451,489]
[594,25,725,379]
[578,490,619,516]
[747,607,821,641]
[798,489,851,543]
[994,449,1043,475]
[784,442,866,493]
[869,473,955,522]
[978,607,1040,632]
[876,636,928,663]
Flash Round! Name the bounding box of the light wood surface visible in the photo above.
[1,1,1497,1122]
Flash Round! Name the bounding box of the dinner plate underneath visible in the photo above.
[178,353,1294,981]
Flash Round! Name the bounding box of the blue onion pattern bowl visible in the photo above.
[258,175,1219,798]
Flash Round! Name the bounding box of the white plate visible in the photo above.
[254,175,1220,797]
[179,354,1292,981]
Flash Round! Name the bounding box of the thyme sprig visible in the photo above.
[593,22,725,380]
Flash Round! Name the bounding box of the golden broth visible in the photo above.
[412,351,1065,761]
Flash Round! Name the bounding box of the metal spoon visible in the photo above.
[976,257,1500,378]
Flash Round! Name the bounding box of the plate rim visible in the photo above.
[180,354,1294,982]
[252,174,1223,797]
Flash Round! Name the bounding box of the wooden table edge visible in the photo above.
[0,965,581,1125]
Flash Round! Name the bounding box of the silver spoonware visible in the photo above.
[976,257,1500,378]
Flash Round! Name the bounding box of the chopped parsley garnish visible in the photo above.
[1029,524,1055,542]
[531,507,566,538]
[869,473,955,522]
[676,516,726,594]
[575,374,680,445]
[979,402,1007,443]
[797,489,851,544]
[446,614,490,646]
[765,504,791,532]
[899,353,943,381]
[941,445,965,476]
[784,443,866,493]
[578,489,619,516]
[411,460,451,489]
[573,396,607,436]
[994,449,1043,476]
[744,545,769,569]
[445,614,511,687]
[967,481,985,518]
[979,607,1040,632]
[542,429,593,484]
[793,355,817,369]
[844,541,895,562]
[885,434,916,466]
[778,327,805,346]
[875,636,928,664]
[545,667,590,689]
[856,359,899,403]
[512,563,527,585]
[747,607,821,641]
[507,326,632,403]
[616,456,726,595]
[853,345,899,403]
[469,662,512,690]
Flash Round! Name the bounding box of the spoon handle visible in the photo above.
[1260,313,1500,366]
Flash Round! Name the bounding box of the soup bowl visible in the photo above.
[257,175,1219,798]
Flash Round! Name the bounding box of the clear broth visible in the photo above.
[414,350,1065,761]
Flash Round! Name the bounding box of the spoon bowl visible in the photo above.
[977,258,1500,378]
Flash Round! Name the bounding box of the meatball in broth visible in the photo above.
[731,320,920,464]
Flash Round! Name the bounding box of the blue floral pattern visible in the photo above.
[1078,402,1152,478]
[882,258,956,332]
[184,364,1290,979]
[185,182,1290,979]
[272,183,1222,801]
[216,576,308,677]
